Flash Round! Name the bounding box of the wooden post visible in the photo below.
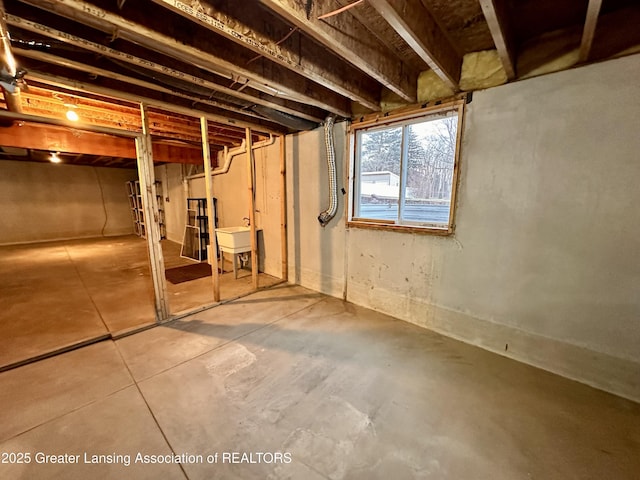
[579,0,603,63]
[279,135,288,281]
[137,103,169,320]
[245,127,259,289]
[447,100,465,234]
[201,116,220,302]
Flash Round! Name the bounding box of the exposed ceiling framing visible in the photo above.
[0,0,639,168]
[368,0,462,90]
[478,0,515,79]
[579,0,603,63]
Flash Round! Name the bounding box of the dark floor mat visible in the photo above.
[165,263,212,284]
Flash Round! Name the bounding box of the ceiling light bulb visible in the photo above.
[50,153,61,163]
[66,109,79,121]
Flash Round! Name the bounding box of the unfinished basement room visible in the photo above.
[0,0,638,479]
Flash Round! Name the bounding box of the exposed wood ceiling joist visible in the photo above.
[17,0,351,116]
[256,0,418,103]
[579,0,603,63]
[0,0,637,172]
[479,0,516,79]
[26,70,285,135]
[148,0,381,111]
[6,13,326,124]
[368,0,462,90]
[589,4,640,61]
[15,48,271,122]
[335,0,428,73]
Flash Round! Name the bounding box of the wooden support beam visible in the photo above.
[17,0,351,116]
[479,0,517,80]
[245,127,259,290]
[0,123,133,157]
[279,135,288,281]
[579,0,603,62]
[201,116,220,303]
[368,0,462,90]
[151,143,205,165]
[0,123,204,164]
[149,0,380,111]
[257,0,417,103]
[137,104,169,320]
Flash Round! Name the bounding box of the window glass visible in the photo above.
[356,126,402,221]
[352,107,460,232]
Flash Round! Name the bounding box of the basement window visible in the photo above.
[348,101,464,234]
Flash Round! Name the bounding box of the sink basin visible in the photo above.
[215,226,252,253]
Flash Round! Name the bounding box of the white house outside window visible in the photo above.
[349,101,464,234]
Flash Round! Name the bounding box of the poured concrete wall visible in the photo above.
[0,161,136,245]
[252,140,285,277]
[155,163,187,244]
[286,124,347,298]
[286,54,640,401]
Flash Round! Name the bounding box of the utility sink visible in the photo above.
[215,226,252,253]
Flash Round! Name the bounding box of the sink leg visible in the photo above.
[233,253,238,279]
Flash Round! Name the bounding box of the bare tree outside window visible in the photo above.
[353,108,460,230]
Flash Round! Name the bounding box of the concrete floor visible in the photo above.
[0,235,280,369]
[0,284,638,480]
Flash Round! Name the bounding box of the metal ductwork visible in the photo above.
[0,1,24,112]
[251,105,318,131]
[318,115,338,227]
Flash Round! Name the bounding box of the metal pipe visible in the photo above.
[318,116,338,227]
[0,0,22,112]
[245,127,259,290]
[185,134,275,180]
[0,85,20,112]
[0,2,15,77]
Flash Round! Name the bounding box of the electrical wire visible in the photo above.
[318,0,364,19]
[93,167,109,237]
[245,27,299,66]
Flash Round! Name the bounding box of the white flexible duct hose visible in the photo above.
[318,115,337,227]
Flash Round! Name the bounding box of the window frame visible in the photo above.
[347,99,465,235]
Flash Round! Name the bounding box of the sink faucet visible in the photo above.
[243,217,250,226]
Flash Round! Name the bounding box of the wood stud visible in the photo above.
[201,116,221,303]
[579,0,603,63]
[479,0,517,80]
[137,103,170,321]
[245,127,259,290]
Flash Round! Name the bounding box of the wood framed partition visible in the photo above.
[0,102,289,324]
[0,109,169,324]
